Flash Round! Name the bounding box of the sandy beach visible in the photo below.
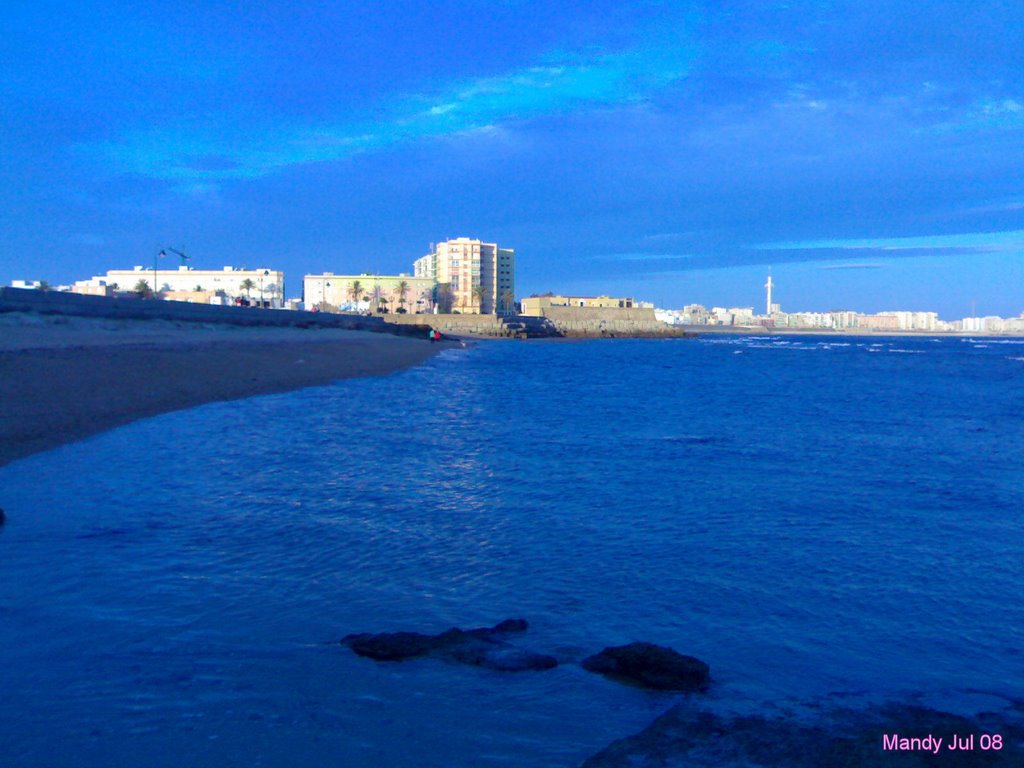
[0,313,444,468]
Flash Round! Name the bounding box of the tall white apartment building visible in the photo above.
[414,237,515,314]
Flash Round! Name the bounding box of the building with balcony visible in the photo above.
[414,238,515,314]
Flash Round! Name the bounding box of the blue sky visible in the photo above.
[2,0,1023,317]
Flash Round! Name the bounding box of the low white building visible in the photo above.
[961,316,1008,333]
[303,273,435,313]
[75,265,285,305]
[10,279,72,291]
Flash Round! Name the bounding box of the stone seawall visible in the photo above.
[541,306,659,323]
[537,306,691,338]
[383,310,691,339]
[0,288,427,338]
[383,313,517,337]
[0,292,691,340]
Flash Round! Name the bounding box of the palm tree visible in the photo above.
[348,280,363,307]
[240,278,256,300]
[471,284,492,314]
[434,283,453,314]
[369,283,383,313]
[501,289,515,316]
[133,279,152,298]
[264,282,280,306]
[397,280,409,312]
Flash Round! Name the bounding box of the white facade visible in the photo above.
[303,273,434,313]
[77,266,285,304]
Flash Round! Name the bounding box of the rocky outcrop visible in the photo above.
[582,701,1024,767]
[341,618,557,672]
[581,642,710,692]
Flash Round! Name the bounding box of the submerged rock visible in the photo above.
[582,701,1024,767]
[581,642,710,692]
[446,636,557,672]
[0,507,5,525]
[341,631,437,661]
[341,618,557,672]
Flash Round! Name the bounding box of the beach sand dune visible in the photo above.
[0,313,442,468]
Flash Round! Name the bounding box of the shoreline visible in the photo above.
[0,314,447,468]
[685,325,1024,338]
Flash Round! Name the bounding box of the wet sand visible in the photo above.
[0,313,444,467]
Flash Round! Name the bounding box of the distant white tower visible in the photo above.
[765,274,774,316]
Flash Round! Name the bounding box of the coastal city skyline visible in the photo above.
[12,244,1024,323]
[3,2,1024,317]
[14,251,1024,334]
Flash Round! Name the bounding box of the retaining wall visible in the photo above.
[537,306,689,337]
[383,313,516,337]
[0,288,427,338]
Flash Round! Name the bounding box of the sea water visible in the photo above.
[1,336,1022,766]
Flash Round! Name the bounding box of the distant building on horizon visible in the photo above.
[414,237,515,315]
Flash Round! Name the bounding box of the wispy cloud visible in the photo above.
[958,198,1024,215]
[85,39,697,183]
[755,229,1024,252]
[818,262,886,270]
[641,231,703,242]
[935,96,1024,133]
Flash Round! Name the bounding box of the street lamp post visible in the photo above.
[155,247,190,299]
[154,250,164,299]
[321,279,331,312]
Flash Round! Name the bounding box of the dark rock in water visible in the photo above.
[341,631,438,661]
[488,617,528,633]
[582,701,1024,767]
[0,507,5,526]
[341,619,557,672]
[446,637,558,672]
[582,642,710,692]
